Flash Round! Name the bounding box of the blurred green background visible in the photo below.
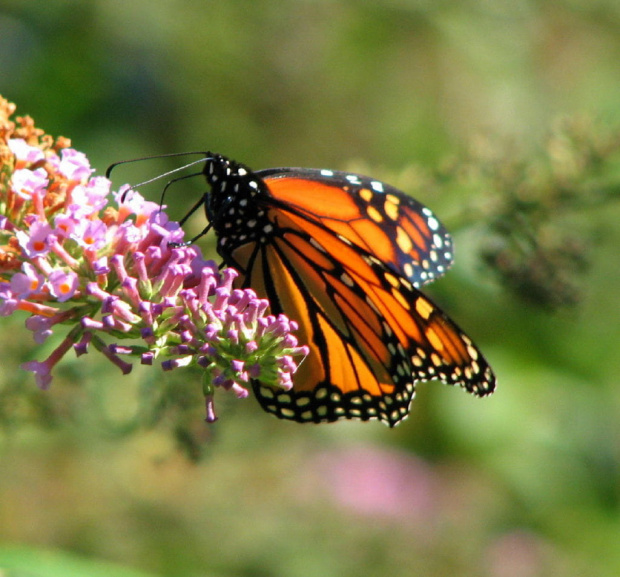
[2,1,620,576]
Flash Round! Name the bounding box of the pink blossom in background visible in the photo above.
[309,445,438,528]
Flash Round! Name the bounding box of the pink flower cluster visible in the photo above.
[0,96,308,422]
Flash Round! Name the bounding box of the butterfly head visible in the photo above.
[203,154,265,221]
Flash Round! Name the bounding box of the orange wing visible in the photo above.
[257,168,454,288]
[229,203,495,427]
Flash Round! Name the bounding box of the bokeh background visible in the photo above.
[2,1,620,576]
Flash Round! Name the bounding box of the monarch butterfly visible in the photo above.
[178,153,496,427]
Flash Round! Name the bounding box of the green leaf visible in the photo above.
[0,545,159,577]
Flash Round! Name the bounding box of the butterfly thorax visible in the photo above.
[203,154,272,254]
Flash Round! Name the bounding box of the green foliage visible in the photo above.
[0,546,157,577]
[2,1,620,577]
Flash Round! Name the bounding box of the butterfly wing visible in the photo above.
[225,182,495,426]
[257,168,453,288]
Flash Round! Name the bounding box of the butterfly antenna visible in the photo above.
[113,157,210,189]
[105,151,212,179]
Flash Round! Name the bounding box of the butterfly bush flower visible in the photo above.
[0,95,308,422]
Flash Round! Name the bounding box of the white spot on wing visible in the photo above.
[370,180,385,193]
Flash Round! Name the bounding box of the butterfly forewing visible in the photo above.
[258,168,454,288]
